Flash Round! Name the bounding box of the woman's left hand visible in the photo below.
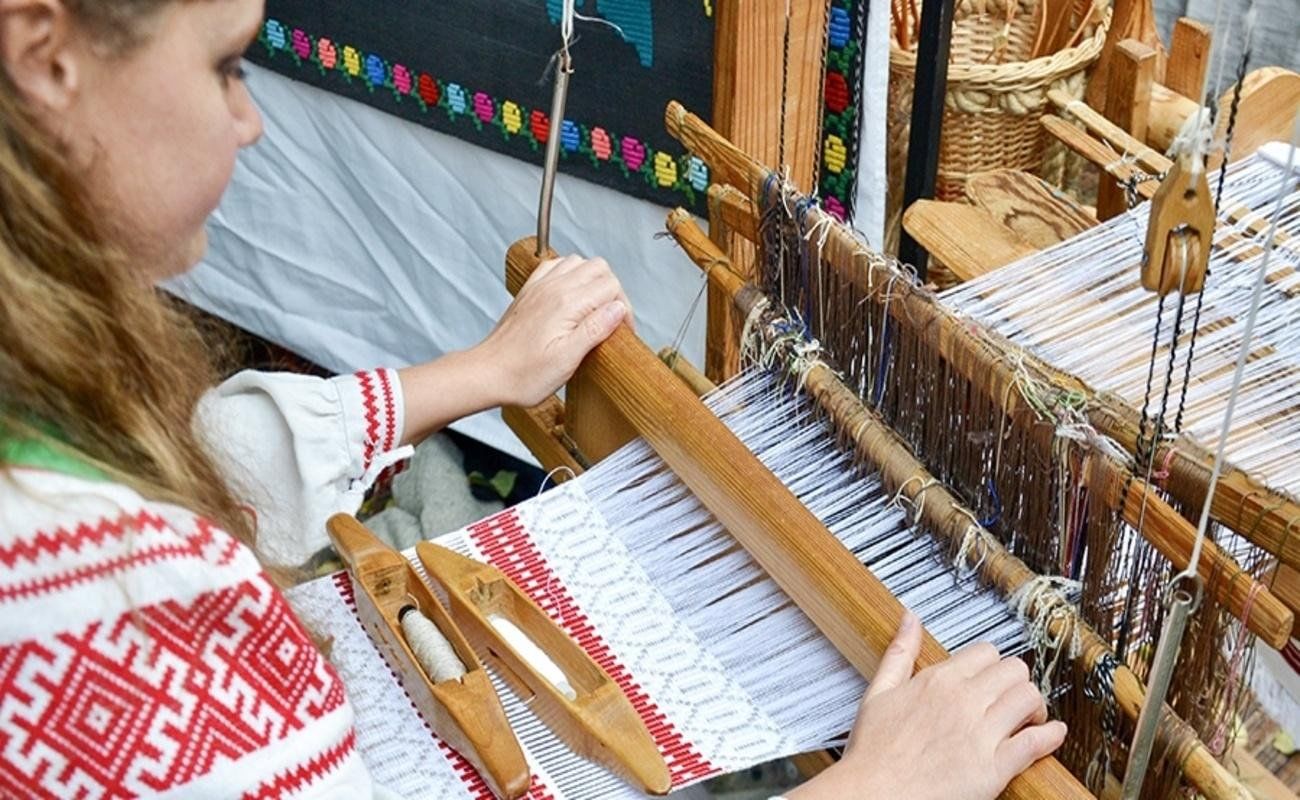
[397,254,631,446]
[475,254,632,408]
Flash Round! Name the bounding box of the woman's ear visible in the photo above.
[0,0,80,111]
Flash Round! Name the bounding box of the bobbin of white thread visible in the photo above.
[399,605,468,683]
[489,613,578,700]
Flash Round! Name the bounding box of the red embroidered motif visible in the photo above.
[0,510,167,569]
[0,579,346,797]
[241,729,358,799]
[0,514,240,603]
[355,370,382,470]
[377,369,397,452]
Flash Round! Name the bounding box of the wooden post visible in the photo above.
[1085,0,1166,110]
[707,0,827,382]
[1165,18,1213,101]
[1096,39,1158,220]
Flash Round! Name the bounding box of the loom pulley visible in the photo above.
[1142,150,1214,296]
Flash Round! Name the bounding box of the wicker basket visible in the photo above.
[886,0,1110,264]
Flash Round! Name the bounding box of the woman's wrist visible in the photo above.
[397,345,512,446]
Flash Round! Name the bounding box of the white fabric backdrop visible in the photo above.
[170,63,710,464]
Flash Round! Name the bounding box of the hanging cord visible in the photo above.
[1173,20,1255,434]
[1122,111,1298,800]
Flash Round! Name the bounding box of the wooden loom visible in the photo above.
[496,93,1300,797]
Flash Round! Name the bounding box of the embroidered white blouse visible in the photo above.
[0,369,409,798]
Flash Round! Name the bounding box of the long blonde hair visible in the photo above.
[0,0,255,549]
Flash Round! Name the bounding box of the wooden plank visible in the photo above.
[505,236,1094,800]
[709,0,827,382]
[965,169,1097,248]
[901,201,1037,282]
[1166,18,1213,101]
[1097,39,1159,220]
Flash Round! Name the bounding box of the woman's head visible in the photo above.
[2,0,264,279]
[0,0,265,552]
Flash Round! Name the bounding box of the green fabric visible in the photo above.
[0,432,106,482]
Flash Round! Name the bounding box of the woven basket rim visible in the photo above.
[889,5,1111,87]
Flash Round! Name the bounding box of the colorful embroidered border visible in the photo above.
[256,20,710,206]
[818,0,867,223]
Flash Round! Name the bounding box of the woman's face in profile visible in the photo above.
[3,0,266,280]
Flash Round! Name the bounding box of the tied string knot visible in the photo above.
[1151,444,1179,488]
[952,507,996,578]
[1009,575,1082,698]
[889,474,940,531]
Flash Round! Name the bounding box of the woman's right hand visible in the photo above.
[787,612,1067,800]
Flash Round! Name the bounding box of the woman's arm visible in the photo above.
[398,254,629,446]
[786,613,1067,800]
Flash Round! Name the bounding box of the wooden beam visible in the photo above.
[1097,39,1158,220]
[1166,18,1213,101]
[1042,115,1160,201]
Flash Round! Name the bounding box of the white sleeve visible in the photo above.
[196,367,413,568]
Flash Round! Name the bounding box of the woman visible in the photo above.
[0,0,1065,797]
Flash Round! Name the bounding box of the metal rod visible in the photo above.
[1121,586,1195,799]
[536,51,574,256]
[897,0,956,280]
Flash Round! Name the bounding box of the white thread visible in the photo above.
[1180,113,1298,581]
[488,613,578,700]
[539,465,577,494]
[400,607,468,683]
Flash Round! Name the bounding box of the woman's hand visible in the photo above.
[787,612,1067,800]
[477,254,631,408]
[397,255,630,445]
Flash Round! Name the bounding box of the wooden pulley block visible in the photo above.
[1142,150,1214,296]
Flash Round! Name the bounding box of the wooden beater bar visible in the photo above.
[504,237,1092,800]
[664,210,1254,800]
[666,100,1300,588]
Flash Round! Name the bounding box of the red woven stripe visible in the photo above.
[467,509,719,787]
[0,515,232,603]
